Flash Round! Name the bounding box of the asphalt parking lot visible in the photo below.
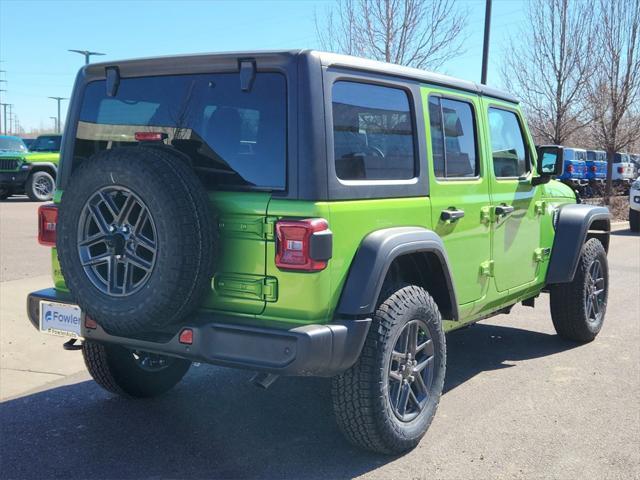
[0,198,638,480]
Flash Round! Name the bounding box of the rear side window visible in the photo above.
[428,97,478,178]
[488,108,529,178]
[76,73,287,190]
[331,81,416,181]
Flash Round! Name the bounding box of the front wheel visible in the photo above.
[82,341,191,398]
[25,171,55,201]
[332,284,446,454]
[550,238,608,343]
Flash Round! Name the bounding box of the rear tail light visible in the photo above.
[135,131,168,142]
[179,328,193,345]
[38,204,58,246]
[617,166,624,174]
[590,165,597,172]
[275,218,332,271]
[566,164,574,173]
[84,315,98,329]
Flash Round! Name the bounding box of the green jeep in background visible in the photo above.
[0,134,60,201]
[27,51,610,454]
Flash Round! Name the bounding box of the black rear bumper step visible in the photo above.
[27,288,371,377]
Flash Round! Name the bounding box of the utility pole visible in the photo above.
[7,104,13,135]
[49,116,57,132]
[0,103,9,135]
[48,97,67,134]
[481,0,492,85]
[0,73,6,134]
[68,49,106,65]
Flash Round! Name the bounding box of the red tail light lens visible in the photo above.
[38,204,58,246]
[179,328,193,345]
[617,166,624,174]
[590,165,597,172]
[566,164,574,173]
[135,131,168,142]
[275,218,331,271]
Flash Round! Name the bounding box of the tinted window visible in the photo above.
[488,108,529,177]
[77,73,286,190]
[565,149,575,161]
[30,135,62,152]
[332,81,415,181]
[587,150,595,161]
[428,97,478,178]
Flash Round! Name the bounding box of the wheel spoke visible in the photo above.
[79,233,107,247]
[116,195,136,225]
[89,204,110,234]
[137,234,157,253]
[416,338,433,356]
[99,191,119,220]
[414,370,429,396]
[126,252,153,272]
[389,371,403,382]
[408,322,418,356]
[408,389,422,412]
[107,256,117,294]
[397,383,411,416]
[81,252,110,267]
[134,209,149,235]
[414,355,433,373]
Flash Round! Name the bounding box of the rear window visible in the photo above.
[31,135,62,152]
[76,72,287,190]
[331,81,416,181]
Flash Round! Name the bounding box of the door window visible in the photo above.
[331,81,416,181]
[488,108,529,178]
[428,97,478,178]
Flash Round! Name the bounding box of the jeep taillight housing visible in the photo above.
[275,218,332,271]
[617,166,624,174]
[38,204,58,246]
[566,164,574,173]
[590,165,597,173]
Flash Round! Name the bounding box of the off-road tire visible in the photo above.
[550,238,608,343]
[57,147,215,336]
[630,208,640,232]
[83,341,191,398]
[332,284,446,454]
[25,171,55,201]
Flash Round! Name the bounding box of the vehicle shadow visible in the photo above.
[0,323,577,479]
[610,228,639,237]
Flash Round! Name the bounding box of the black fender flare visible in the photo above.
[27,162,58,176]
[546,203,610,284]
[336,227,459,320]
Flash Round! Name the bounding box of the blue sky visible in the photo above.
[0,0,525,133]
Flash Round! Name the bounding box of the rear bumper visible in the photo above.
[27,288,371,377]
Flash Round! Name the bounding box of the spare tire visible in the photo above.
[57,147,215,336]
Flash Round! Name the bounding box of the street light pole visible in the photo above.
[48,97,67,134]
[0,103,9,135]
[49,116,57,132]
[68,49,106,65]
[481,0,492,85]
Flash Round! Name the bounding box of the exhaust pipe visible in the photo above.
[250,372,279,389]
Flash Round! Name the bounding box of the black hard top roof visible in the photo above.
[86,49,519,104]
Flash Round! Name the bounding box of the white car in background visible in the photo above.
[630,177,640,232]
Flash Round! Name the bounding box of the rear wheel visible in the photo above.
[82,341,191,398]
[630,209,639,232]
[332,284,446,454]
[25,171,55,201]
[550,238,608,342]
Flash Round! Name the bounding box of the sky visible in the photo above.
[0,0,525,133]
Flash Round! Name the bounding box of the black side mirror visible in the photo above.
[532,146,563,185]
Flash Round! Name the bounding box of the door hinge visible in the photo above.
[480,260,494,277]
[534,247,551,263]
[213,274,278,302]
[534,201,547,215]
[218,216,277,240]
[480,206,492,225]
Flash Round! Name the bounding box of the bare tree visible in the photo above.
[315,0,468,70]
[501,0,595,146]
[588,0,640,202]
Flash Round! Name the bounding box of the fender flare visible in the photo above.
[336,227,459,320]
[546,203,610,284]
[27,162,58,175]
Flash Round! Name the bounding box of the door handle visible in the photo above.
[441,209,465,222]
[495,204,515,216]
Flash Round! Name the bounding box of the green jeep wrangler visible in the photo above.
[27,51,610,454]
[0,134,60,201]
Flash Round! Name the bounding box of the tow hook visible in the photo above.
[62,338,83,351]
[250,372,279,389]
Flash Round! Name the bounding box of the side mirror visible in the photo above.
[532,146,563,185]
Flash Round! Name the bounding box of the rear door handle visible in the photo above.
[495,204,515,216]
[440,209,465,222]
